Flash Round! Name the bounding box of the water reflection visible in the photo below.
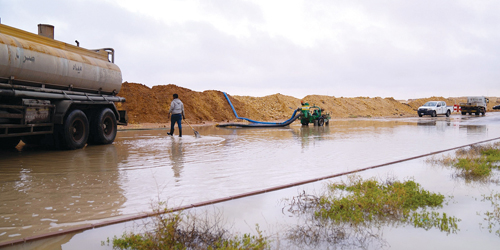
[0,144,125,244]
[459,125,487,135]
[2,114,500,245]
[170,139,185,181]
[292,125,331,150]
[284,218,388,250]
[417,119,452,131]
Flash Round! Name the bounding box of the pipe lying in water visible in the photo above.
[218,92,300,127]
[2,137,500,247]
[216,114,301,128]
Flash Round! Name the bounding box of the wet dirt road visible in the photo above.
[2,113,500,248]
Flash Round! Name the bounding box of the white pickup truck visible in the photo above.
[417,101,453,117]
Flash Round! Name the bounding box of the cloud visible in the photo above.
[1,0,499,99]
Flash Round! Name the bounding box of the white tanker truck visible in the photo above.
[0,23,127,150]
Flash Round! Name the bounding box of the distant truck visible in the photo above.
[460,96,489,115]
[417,101,452,117]
[0,23,127,150]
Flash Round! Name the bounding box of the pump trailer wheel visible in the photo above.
[318,117,325,126]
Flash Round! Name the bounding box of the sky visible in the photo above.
[1,0,499,99]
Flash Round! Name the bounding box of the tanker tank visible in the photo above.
[0,23,122,95]
[0,23,127,150]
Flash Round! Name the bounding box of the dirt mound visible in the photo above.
[116,83,164,124]
[406,97,499,111]
[406,97,465,110]
[299,95,412,118]
[232,94,301,121]
[118,82,499,124]
[118,82,251,124]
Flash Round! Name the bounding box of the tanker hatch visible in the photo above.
[37,24,54,39]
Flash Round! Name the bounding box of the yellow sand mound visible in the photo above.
[117,82,499,124]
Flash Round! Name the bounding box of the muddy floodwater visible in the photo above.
[2,113,500,249]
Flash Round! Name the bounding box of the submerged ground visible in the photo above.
[2,113,500,249]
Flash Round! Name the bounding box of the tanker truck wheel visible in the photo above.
[62,109,89,150]
[89,108,117,145]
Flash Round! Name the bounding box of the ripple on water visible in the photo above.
[3,116,500,245]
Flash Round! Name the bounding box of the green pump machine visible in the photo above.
[299,101,331,126]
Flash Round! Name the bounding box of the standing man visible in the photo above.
[168,93,185,137]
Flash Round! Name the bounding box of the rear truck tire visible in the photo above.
[475,111,480,115]
[461,111,466,115]
[418,113,423,117]
[446,110,450,117]
[89,108,117,145]
[0,137,21,150]
[61,109,89,150]
[318,117,325,126]
[431,111,437,117]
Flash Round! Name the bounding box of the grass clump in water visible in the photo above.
[428,143,500,179]
[480,192,500,237]
[283,176,459,249]
[317,176,457,232]
[104,205,269,250]
[410,211,459,232]
[290,176,459,233]
[455,158,492,177]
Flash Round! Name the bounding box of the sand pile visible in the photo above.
[117,82,498,124]
[406,97,465,110]
[117,82,250,124]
